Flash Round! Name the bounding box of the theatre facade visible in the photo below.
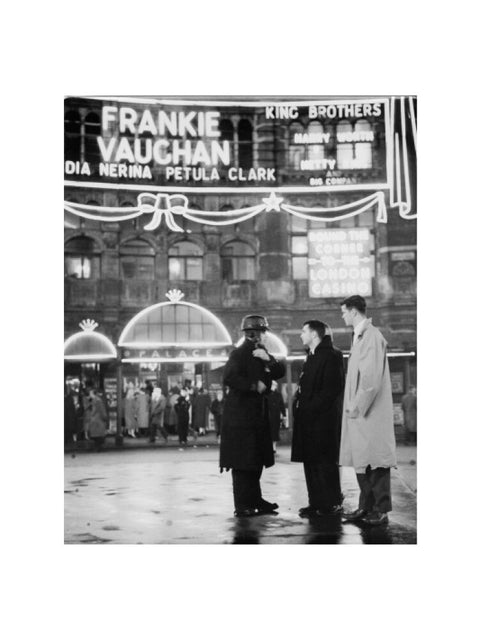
[64,95,417,436]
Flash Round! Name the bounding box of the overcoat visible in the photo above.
[165,394,179,427]
[339,319,397,472]
[83,395,108,438]
[220,339,285,471]
[191,391,211,430]
[267,390,286,442]
[136,391,150,430]
[401,393,417,432]
[175,396,190,440]
[151,396,167,428]
[64,393,80,439]
[210,398,224,433]
[291,336,345,463]
[124,395,137,430]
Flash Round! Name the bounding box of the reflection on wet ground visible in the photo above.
[65,448,416,545]
[229,513,416,544]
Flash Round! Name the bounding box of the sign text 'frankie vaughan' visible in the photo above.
[64,98,389,192]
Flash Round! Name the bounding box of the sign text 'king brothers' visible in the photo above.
[64,99,388,190]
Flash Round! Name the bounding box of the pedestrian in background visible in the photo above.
[210,390,225,441]
[175,389,190,447]
[83,386,108,452]
[340,295,396,527]
[220,314,285,517]
[136,384,150,436]
[291,320,345,517]
[401,385,417,445]
[150,387,168,443]
[64,385,80,444]
[164,388,179,436]
[124,383,137,438]
[267,381,286,453]
[192,386,211,436]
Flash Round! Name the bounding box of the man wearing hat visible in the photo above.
[220,315,286,517]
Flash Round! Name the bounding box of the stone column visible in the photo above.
[256,209,294,318]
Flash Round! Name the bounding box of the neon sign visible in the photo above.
[118,290,232,349]
[64,318,117,361]
[308,228,374,298]
[65,96,416,227]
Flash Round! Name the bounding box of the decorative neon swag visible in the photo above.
[65,191,389,231]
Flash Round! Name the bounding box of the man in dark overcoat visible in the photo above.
[291,320,345,517]
[220,314,286,517]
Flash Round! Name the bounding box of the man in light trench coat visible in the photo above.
[339,295,396,526]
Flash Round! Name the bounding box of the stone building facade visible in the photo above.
[64,96,417,420]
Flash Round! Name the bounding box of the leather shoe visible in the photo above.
[299,505,317,517]
[319,505,344,515]
[361,512,389,526]
[234,508,258,517]
[342,508,368,522]
[257,499,279,513]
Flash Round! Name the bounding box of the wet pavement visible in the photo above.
[64,445,416,544]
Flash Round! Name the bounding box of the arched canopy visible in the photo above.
[64,320,117,361]
[236,331,288,358]
[119,290,232,348]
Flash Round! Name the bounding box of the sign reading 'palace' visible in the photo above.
[64,98,389,192]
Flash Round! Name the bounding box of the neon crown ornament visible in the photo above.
[79,319,99,332]
[165,289,185,303]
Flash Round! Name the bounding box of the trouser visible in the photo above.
[177,423,188,443]
[356,466,392,513]
[232,468,263,510]
[303,463,342,510]
[404,428,417,445]
[150,422,168,441]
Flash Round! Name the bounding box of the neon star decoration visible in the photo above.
[262,192,284,212]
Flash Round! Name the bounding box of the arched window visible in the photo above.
[221,240,255,282]
[120,239,155,279]
[64,110,81,161]
[219,119,234,141]
[336,119,354,169]
[307,121,325,162]
[353,119,373,168]
[84,112,101,163]
[336,119,373,169]
[288,122,305,170]
[65,236,100,279]
[168,241,203,280]
[238,118,253,168]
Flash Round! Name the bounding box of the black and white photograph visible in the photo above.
[63,95,417,544]
[6,2,480,637]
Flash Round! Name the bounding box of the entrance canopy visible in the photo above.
[64,319,117,361]
[119,290,232,355]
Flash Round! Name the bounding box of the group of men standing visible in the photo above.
[219,295,397,527]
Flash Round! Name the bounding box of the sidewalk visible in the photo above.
[66,432,417,493]
[64,443,417,544]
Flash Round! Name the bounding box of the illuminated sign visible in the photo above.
[64,97,389,193]
[308,228,374,298]
[121,347,229,363]
[64,318,117,361]
[65,96,417,228]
